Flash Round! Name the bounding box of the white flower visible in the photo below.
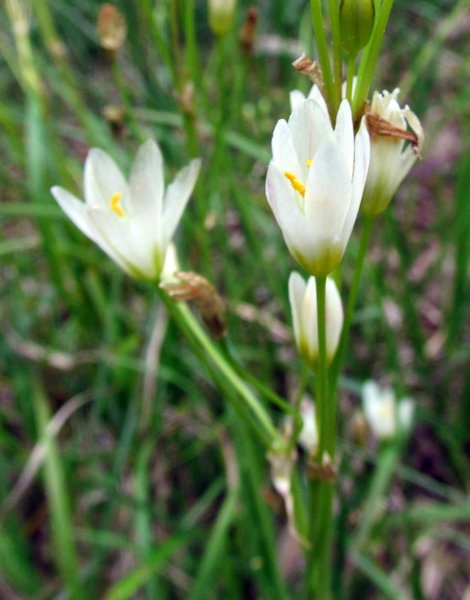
[362,89,424,216]
[51,140,200,281]
[288,272,344,367]
[362,380,415,440]
[266,99,370,276]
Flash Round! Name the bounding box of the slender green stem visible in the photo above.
[310,0,337,119]
[346,53,357,103]
[352,0,395,115]
[304,275,332,598]
[330,216,375,395]
[316,481,335,600]
[158,289,280,447]
[328,0,343,105]
[316,276,329,457]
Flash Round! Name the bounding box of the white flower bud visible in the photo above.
[288,272,344,368]
[362,89,424,216]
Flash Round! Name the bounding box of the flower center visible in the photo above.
[110,192,125,217]
[283,161,312,198]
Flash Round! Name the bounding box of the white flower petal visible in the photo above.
[288,272,306,350]
[129,139,164,216]
[341,121,370,244]
[305,140,352,244]
[333,100,354,177]
[271,119,302,176]
[304,277,318,361]
[266,164,320,272]
[288,99,334,167]
[162,158,201,248]
[85,209,143,276]
[52,186,99,242]
[289,90,307,110]
[325,277,343,360]
[84,148,129,212]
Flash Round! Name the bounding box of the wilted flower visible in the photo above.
[52,140,200,281]
[288,272,344,367]
[362,89,423,216]
[266,99,370,276]
[362,380,415,440]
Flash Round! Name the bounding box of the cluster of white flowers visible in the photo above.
[269,83,423,371]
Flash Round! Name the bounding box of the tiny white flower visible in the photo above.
[362,380,415,440]
[266,99,370,276]
[362,89,424,216]
[288,272,344,367]
[51,140,201,281]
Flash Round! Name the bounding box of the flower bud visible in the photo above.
[288,272,343,369]
[339,0,375,56]
[208,0,236,37]
[361,89,424,216]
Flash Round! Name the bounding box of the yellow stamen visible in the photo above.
[110,192,125,217]
[306,159,313,167]
[284,171,305,197]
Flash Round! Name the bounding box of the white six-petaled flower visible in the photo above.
[266,99,370,276]
[362,88,423,216]
[362,380,415,441]
[51,140,200,281]
[288,271,344,368]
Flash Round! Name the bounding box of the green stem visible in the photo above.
[304,275,333,598]
[352,0,395,115]
[328,0,343,105]
[310,0,337,119]
[330,216,375,395]
[158,289,280,447]
[316,276,329,457]
[346,53,357,103]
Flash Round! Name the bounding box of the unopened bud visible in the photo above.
[208,0,236,37]
[339,0,375,56]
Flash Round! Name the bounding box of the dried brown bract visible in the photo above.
[307,455,336,482]
[239,7,258,56]
[366,109,421,156]
[161,272,227,339]
[292,53,324,93]
[97,3,127,54]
